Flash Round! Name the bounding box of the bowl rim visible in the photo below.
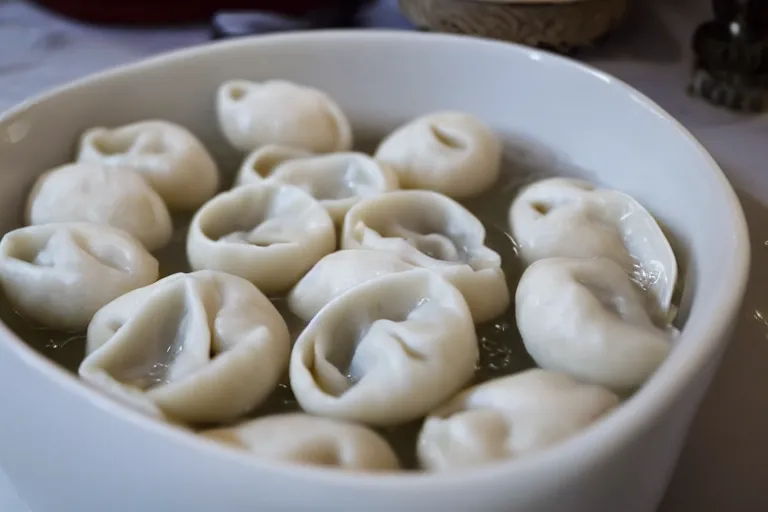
[0,29,750,489]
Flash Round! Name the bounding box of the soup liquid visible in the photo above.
[0,147,544,471]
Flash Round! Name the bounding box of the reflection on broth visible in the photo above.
[0,295,86,373]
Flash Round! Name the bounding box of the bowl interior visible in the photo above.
[0,30,748,494]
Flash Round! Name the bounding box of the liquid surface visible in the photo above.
[0,138,558,470]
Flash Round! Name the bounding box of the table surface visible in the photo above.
[1,1,767,510]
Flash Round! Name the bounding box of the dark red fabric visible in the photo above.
[32,0,336,25]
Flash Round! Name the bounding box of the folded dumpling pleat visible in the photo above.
[287,249,415,322]
[509,177,678,317]
[203,413,400,471]
[234,144,312,187]
[77,120,220,211]
[515,257,671,392]
[25,163,173,251]
[79,270,291,424]
[417,369,619,471]
[374,111,502,198]
[187,182,336,295]
[269,152,399,224]
[217,79,353,153]
[0,222,158,330]
[290,269,478,426]
[342,190,510,323]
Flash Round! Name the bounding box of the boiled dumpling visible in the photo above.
[234,144,312,187]
[77,120,220,211]
[203,413,399,471]
[79,270,290,424]
[342,190,509,323]
[26,163,173,251]
[515,257,671,392]
[417,369,619,471]
[0,223,158,330]
[217,79,352,153]
[509,177,677,317]
[287,249,415,322]
[290,269,478,426]
[269,152,399,224]
[187,182,336,295]
[374,111,502,198]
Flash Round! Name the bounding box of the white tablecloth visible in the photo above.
[1,1,766,510]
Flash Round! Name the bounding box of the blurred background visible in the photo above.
[0,1,767,511]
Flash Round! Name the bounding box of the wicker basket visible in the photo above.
[398,0,628,53]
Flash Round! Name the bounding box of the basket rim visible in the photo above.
[405,0,617,5]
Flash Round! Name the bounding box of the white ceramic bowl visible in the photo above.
[0,31,749,512]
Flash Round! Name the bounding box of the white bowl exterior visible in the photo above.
[0,31,749,512]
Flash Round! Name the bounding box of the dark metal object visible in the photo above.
[210,1,373,39]
[689,0,768,113]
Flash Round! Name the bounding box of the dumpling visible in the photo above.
[374,111,502,198]
[269,152,399,224]
[203,413,399,471]
[287,250,415,322]
[77,120,220,211]
[187,182,336,295]
[290,269,478,426]
[509,177,677,317]
[515,257,671,392]
[26,163,173,251]
[234,144,312,187]
[342,190,509,323]
[79,271,290,424]
[0,223,158,330]
[217,79,353,153]
[417,369,619,471]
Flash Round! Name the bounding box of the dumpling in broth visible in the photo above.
[290,269,478,426]
[374,111,502,198]
[25,163,173,251]
[417,369,619,471]
[0,223,158,330]
[287,249,415,322]
[269,152,399,224]
[515,257,671,392]
[203,413,399,471]
[77,120,220,211]
[79,271,290,424]
[217,79,353,153]
[509,177,677,317]
[187,182,336,295]
[234,144,312,187]
[342,190,510,323]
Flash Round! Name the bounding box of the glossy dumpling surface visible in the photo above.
[509,177,677,316]
[79,270,290,424]
[26,163,173,251]
[269,152,399,224]
[287,249,415,322]
[374,111,502,198]
[77,120,220,211]
[0,223,158,330]
[187,182,336,295]
[234,144,312,187]
[203,413,399,471]
[217,79,353,153]
[290,269,478,426]
[515,257,671,392]
[342,190,509,323]
[417,369,619,471]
